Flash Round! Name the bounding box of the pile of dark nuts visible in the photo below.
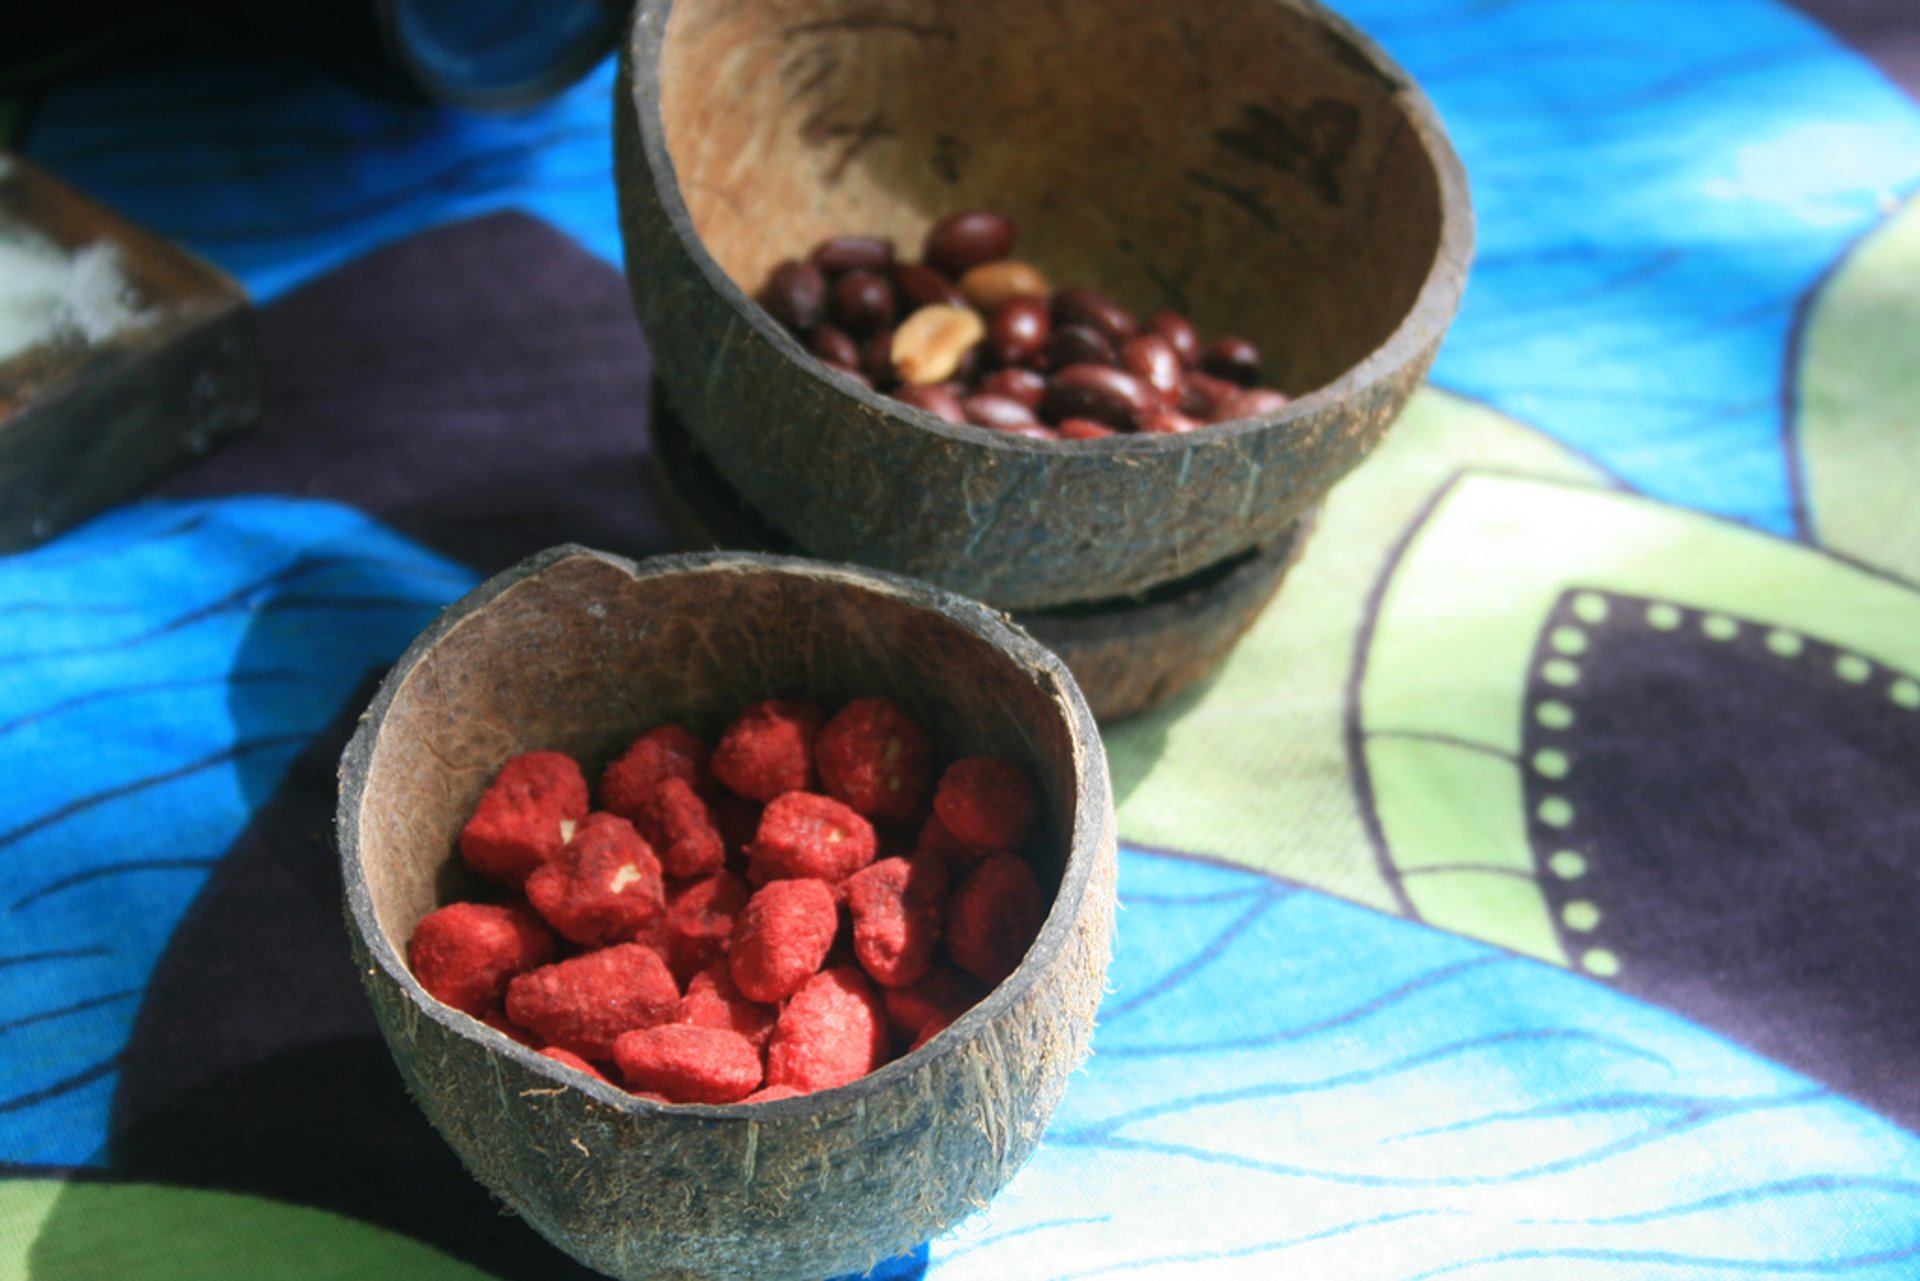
[757,210,1290,439]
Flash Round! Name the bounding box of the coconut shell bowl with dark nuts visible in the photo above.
[337,547,1117,1281]
[615,0,1473,615]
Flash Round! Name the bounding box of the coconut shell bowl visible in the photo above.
[338,547,1118,1281]
[614,0,1473,617]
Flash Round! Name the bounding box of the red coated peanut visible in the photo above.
[613,1024,763,1104]
[729,877,839,1003]
[408,901,556,1017]
[459,751,590,889]
[946,852,1046,987]
[764,965,890,1093]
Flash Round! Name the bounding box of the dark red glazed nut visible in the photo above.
[811,233,894,275]
[598,725,712,821]
[1146,309,1202,365]
[1057,417,1118,440]
[504,942,680,1060]
[891,262,967,311]
[923,210,1016,277]
[459,751,590,889]
[815,696,937,823]
[1212,387,1292,422]
[764,965,890,1093]
[408,900,557,1016]
[846,855,947,988]
[882,963,988,1044]
[987,296,1050,367]
[946,852,1046,987]
[678,959,778,1050]
[1178,369,1242,419]
[830,269,896,335]
[1051,285,1138,345]
[750,791,879,884]
[613,1024,764,1104]
[1121,334,1183,403]
[711,699,824,802]
[861,327,898,386]
[630,776,726,880]
[540,1047,609,1082]
[894,382,966,424]
[1041,364,1155,431]
[806,322,862,371]
[664,869,750,982]
[1200,336,1261,387]
[1042,323,1117,371]
[525,812,667,947]
[978,366,1047,410]
[761,259,827,331]
[915,811,1000,875]
[964,394,1041,433]
[932,757,1039,849]
[729,877,840,1003]
[1139,407,1205,435]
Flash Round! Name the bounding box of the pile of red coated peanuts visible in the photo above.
[758,210,1290,438]
[407,696,1047,1105]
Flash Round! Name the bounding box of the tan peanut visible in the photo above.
[959,259,1052,311]
[891,304,987,386]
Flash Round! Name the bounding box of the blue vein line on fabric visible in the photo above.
[1098,888,1295,1023]
[1118,886,1280,907]
[11,512,212,569]
[0,989,139,1036]
[1063,1029,1681,1140]
[12,859,225,912]
[1049,1210,1446,1280]
[1381,1088,1831,1143]
[1096,955,1516,1058]
[1515,1175,1920,1226]
[1058,1091,1831,1190]
[1396,1238,1920,1280]
[0,948,110,971]
[0,732,311,857]
[935,1217,1114,1264]
[0,1057,119,1116]
[0,670,299,740]
[0,580,459,662]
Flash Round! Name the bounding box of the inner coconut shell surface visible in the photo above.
[618,0,1471,609]
[339,547,1117,1281]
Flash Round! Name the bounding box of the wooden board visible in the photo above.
[0,154,260,550]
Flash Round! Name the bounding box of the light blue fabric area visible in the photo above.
[0,499,477,1168]
[24,1,1920,535]
[927,848,1920,1278]
[25,58,621,301]
[1347,0,1920,535]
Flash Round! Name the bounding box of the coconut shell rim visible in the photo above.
[337,544,1114,1122]
[622,0,1475,457]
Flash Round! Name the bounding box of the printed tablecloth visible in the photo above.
[5,2,1920,1276]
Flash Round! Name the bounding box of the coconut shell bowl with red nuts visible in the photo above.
[337,547,1117,1281]
[614,0,1472,622]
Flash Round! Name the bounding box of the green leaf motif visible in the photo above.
[1105,387,1613,913]
[0,1180,495,1281]
[1797,192,1920,584]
